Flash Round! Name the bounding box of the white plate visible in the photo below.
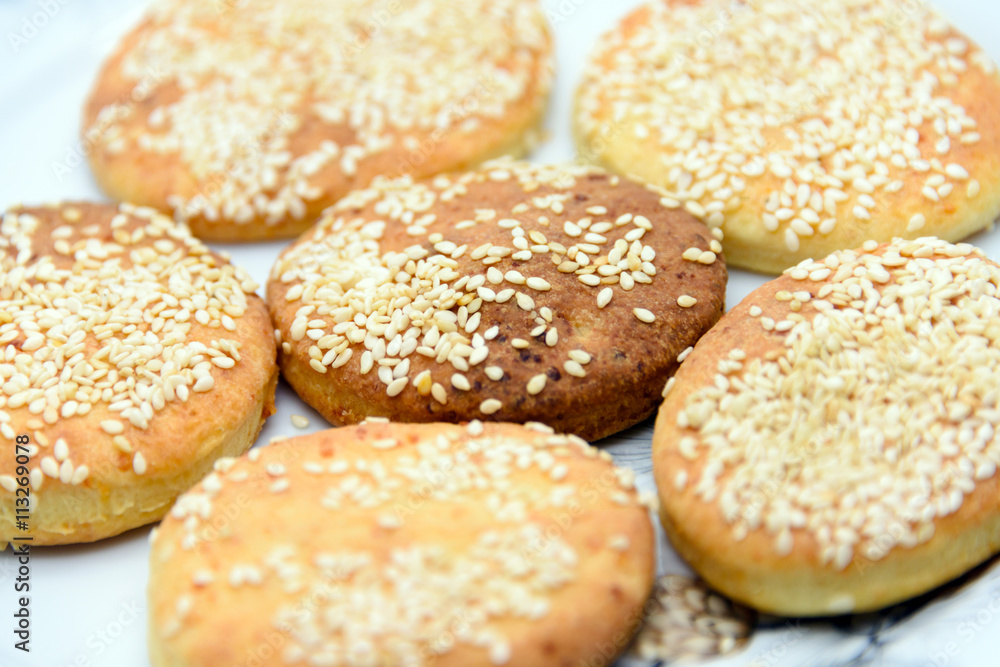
[1,1,1000,665]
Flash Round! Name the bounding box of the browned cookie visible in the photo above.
[576,0,1000,273]
[0,203,277,545]
[147,421,656,667]
[84,0,552,242]
[267,160,727,440]
[654,237,1000,615]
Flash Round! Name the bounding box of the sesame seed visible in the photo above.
[677,295,697,308]
[527,374,547,395]
[526,277,551,291]
[907,214,926,233]
[945,164,969,180]
[54,439,69,462]
[662,377,676,399]
[633,308,656,323]
[479,399,503,415]
[608,535,630,551]
[291,415,310,429]
[386,378,408,397]
[101,420,124,435]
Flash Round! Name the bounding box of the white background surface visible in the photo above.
[1,1,1000,665]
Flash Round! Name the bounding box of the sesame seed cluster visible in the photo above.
[577,0,1000,271]
[86,0,552,237]
[149,422,654,666]
[268,159,726,438]
[630,575,754,662]
[664,237,1000,574]
[0,203,259,509]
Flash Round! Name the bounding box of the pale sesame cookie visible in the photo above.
[0,203,277,545]
[83,0,552,242]
[267,160,727,440]
[653,237,1000,615]
[576,0,1000,273]
[147,421,655,667]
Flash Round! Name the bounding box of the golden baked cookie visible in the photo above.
[653,237,1000,615]
[0,203,277,545]
[147,421,655,667]
[83,0,552,242]
[576,0,1000,273]
[267,160,727,440]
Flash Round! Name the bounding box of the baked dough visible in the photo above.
[0,203,277,545]
[653,237,1000,615]
[267,160,727,440]
[576,0,1000,273]
[148,421,655,667]
[84,0,553,241]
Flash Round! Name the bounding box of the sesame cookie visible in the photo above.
[653,237,1000,615]
[0,203,277,545]
[147,421,655,667]
[267,160,727,440]
[576,0,1000,273]
[83,0,553,242]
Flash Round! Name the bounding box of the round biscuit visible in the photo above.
[653,236,1000,615]
[84,0,553,241]
[0,202,277,545]
[148,421,656,667]
[267,160,727,440]
[575,0,1000,273]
